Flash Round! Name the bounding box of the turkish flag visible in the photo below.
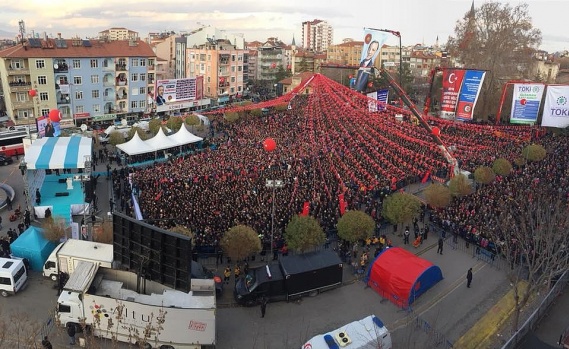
[301,201,310,216]
[338,194,347,216]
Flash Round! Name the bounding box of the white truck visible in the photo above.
[43,239,113,281]
[302,315,392,349]
[57,261,216,349]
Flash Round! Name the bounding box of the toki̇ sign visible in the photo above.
[541,85,569,128]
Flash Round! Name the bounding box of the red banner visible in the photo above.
[338,194,347,216]
[440,69,465,119]
[301,201,310,216]
[421,170,431,183]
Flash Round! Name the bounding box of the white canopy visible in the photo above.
[24,136,93,169]
[170,124,203,145]
[116,132,154,156]
[144,127,178,152]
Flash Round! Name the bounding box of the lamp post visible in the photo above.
[367,28,403,87]
[265,179,284,261]
[19,160,32,214]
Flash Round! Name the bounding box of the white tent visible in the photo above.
[195,114,210,126]
[116,132,154,156]
[145,127,178,151]
[24,136,93,169]
[169,124,203,146]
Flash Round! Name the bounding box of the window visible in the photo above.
[75,105,84,114]
[58,304,71,313]
[238,55,242,61]
[232,55,236,62]
[16,93,27,102]
[17,111,29,119]
[238,86,242,92]
[92,90,99,98]
[131,73,138,82]
[140,73,146,81]
[90,59,98,68]
[10,60,23,69]
[230,87,235,93]
[139,100,145,109]
[37,76,47,85]
[131,100,138,109]
[238,66,242,72]
[131,59,139,67]
[139,59,146,66]
[93,104,101,113]
[0,277,10,285]
[231,77,235,83]
[207,87,210,94]
[91,75,99,84]
[207,77,210,83]
[148,59,154,66]
[73,76,82,85]
[72,59,81,69]
[139,87,145,95]
[207,55,211,61]
[36,59,45,69]
[40,92,49,101]
[200,54,206,61]
[40,108,50,116]
[75,91,83,100]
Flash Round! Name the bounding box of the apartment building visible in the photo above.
[326,41,364,66]
[0,37,156,126]
[98,27,139,41]
[301,19,333,52]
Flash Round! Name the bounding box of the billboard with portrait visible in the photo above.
[154,77,203,107]
[354,29,390,92]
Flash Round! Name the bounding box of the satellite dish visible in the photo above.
[54,64,59,69]
[80,124,87,132]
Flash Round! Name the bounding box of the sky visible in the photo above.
[0,0,567,53]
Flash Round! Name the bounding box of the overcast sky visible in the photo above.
[1,0,567,52]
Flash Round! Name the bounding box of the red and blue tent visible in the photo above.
[365,247,443,308]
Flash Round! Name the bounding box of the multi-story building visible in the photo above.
[0,36,156,126]
[326,40,363,66]
[186,39,245,102]
[408,50,438,78]
[98,28,139,41]
[301,19,333,52]
[150,34,176,79]
[291,50,327,74]
[256,43,284,84]
[245,50,257,84]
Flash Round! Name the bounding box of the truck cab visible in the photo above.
[234,264,286,306]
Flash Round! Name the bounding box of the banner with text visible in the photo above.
[154,77,202,106]
[367,89,389,112]
[510,83,545,124]
[440,69,466,119]
[455,70,485,120]
[541,85,569,128]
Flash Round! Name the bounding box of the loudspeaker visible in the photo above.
[55,192,69,197]
[84,182,92,203]
[335,332,351,347]
[58,178,67,183]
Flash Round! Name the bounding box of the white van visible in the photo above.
[0,257,28,297]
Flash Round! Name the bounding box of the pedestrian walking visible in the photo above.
[467,268,473,288]
[403,228,410,245]
[41,336,53,349]
[437,237,444,255]
[224,266,231,284]
[67,323,76,345]
[234,265,241,284]
[260,297,267,318]
[35,188,41,205]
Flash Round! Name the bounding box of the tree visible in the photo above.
[336,210,376,244]
[148,118,162,135]
[492,158,513,176]
[0,310,41,348]
[108,131,126,146]
[522,144,546,161]
[448,173,474,197]
[423,183,452,208]
[447,2,541,119]
[42,216,67,242]
[284,215,325,253]
[482,188,569,332]
[166,116,183,132]
[381,192,422,231]
[224,112,240,123]
[474,166,496,184]
[220,225,262,261]
[249,109,262,117]
[127,126,149,141]
[274,65,292,84]
[297,57,310,73]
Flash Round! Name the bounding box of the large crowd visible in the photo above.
[121,74,552,253]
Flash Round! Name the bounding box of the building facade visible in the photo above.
[98,28,139,41]
[326,41,363,66]
[0,37,156,126]
[301,19,334,52]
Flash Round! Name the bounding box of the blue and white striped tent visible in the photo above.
[24,136,93,169]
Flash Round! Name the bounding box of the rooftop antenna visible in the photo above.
[18,20,26,45]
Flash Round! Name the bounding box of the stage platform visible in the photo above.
[34,174,88,220]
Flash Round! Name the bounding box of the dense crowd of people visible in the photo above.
[124,74,545,253]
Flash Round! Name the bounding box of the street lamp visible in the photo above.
[266,179,284,261]
[366,28,403,87]
[18,160,32,214]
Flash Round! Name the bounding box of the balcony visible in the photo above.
[115,64,127,71]
[7,67,30,75]
[104,94,115,102]
[148,65,155,70]
[12,100,34,109]
[54,65,69,73]
[10,82,32,92]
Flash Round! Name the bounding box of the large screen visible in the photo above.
[112,212,192,291]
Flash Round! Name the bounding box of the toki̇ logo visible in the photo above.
[532,85,541,93]
[550,95,569,117]
[556,96,567,106]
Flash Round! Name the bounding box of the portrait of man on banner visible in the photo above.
[354,30,389,92]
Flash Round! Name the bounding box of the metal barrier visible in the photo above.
[413,315,454,349]
[500,270,569,349]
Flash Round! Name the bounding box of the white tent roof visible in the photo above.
[145,127,178,151]
[116,132,154,156]
[170,124,203,145]
[24,136,93,169]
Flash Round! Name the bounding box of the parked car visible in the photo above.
[0,155,13,166]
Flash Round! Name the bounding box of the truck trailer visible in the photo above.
[43,239,113,281]
[57,260,216,348]
[234,250,343,306]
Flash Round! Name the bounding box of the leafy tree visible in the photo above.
[41,216,67,242]
[336,210,376,244]
[166,116,183,132]
[284,215,325,253]
[275,104,288,111]
[274,65,292,84]
[185,114,200,126]
[447,2,541,119]
[382,192,422,230]
[514,156,527,167]
[127,126,149,141]
[492,158,513,176]
[250,109,262,117]
[474,166,496,184]
[148,118,162,135]
[423,183,452,208]
[448,173,474,197]
[108,131,126,146]
[297,57,309,73]
[522,144,546,161]
[224,112,240,123]
[220,225,262,261]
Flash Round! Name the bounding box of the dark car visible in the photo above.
[0,155,13,166]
